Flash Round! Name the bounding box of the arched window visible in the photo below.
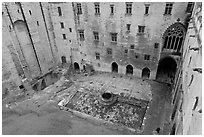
[163,23,186,53]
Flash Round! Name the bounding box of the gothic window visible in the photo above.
[163,23,185,52]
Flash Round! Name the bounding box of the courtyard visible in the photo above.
[2,71,172,135]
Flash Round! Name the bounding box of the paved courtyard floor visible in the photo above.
[2,71,172,135]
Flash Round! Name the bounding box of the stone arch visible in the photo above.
[156,57,177,83]
[111,62,118,73]
[74,62,80,71]
[126,64,133,75]
[162,22,186,53]
[61,56,67,64]
[142,67,150,78]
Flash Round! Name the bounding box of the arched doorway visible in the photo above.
[142,67,150,78]
[112,62,118,73]
[61,56,67,64]
[74,62,80,71]
[126,64,133,75]
[156,57,177,83]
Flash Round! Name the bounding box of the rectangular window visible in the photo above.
[124,49,128,54]
[60,22,64,29]
[77,3,82,14]
[127,24,131,31]
[144,54,150,60]
[78,30,85,40]
[58,7,62,16]
[154,43,159,48]
[69,28,72,32]
[126,2,132,15]
[107,48,112,55]
[145,4,150,14]
[62,34,66,39]
[186,2,194,13]
[94,3,100,15]
[111,33,117,42]
[110,4,114,15]
[138,26,145,33]
[93,31,99,41]
[130,44,134,49]
[95,52,100,60]
[164,3,173,15]
[37,21,39,26]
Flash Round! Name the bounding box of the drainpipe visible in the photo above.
[19,2,42,74]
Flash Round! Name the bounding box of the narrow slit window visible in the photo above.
[62,34,66,39]
[110,4,114,15]
[145,4,150,14]
[58,7,62,16]
[60,22,64,28]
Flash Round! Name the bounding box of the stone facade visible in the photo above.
[170,2,202,135]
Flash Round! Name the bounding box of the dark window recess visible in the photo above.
[17,9,20,13]
[8,25,11,30]
[186,2,194,13]
[19,85,24,89]
[107,48,112,55]
[145,4,150,14]
[77,3,82,14]
[130,44,134,49]
[58,7,62,16]
[135,54,139,59]
[110,5,114,14]
[124,49,128,54]
[94,3,100,15]
[138,26,145,33]
[60,22,64,28]
[29,10,32,15]
[144,54,150,60]
[154,43,159,48]
[111,33,117,42]
[192,97,199,110]
[79,30,85,40]
[98,63,101,67]
[95,52,100,60]
[63,34,66,39]
[127,24,131,31]
[37,21,39,26]
[164,3,173,15]
[93,31,99,41]
[69,28,72,32]
[126,2,132,14]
